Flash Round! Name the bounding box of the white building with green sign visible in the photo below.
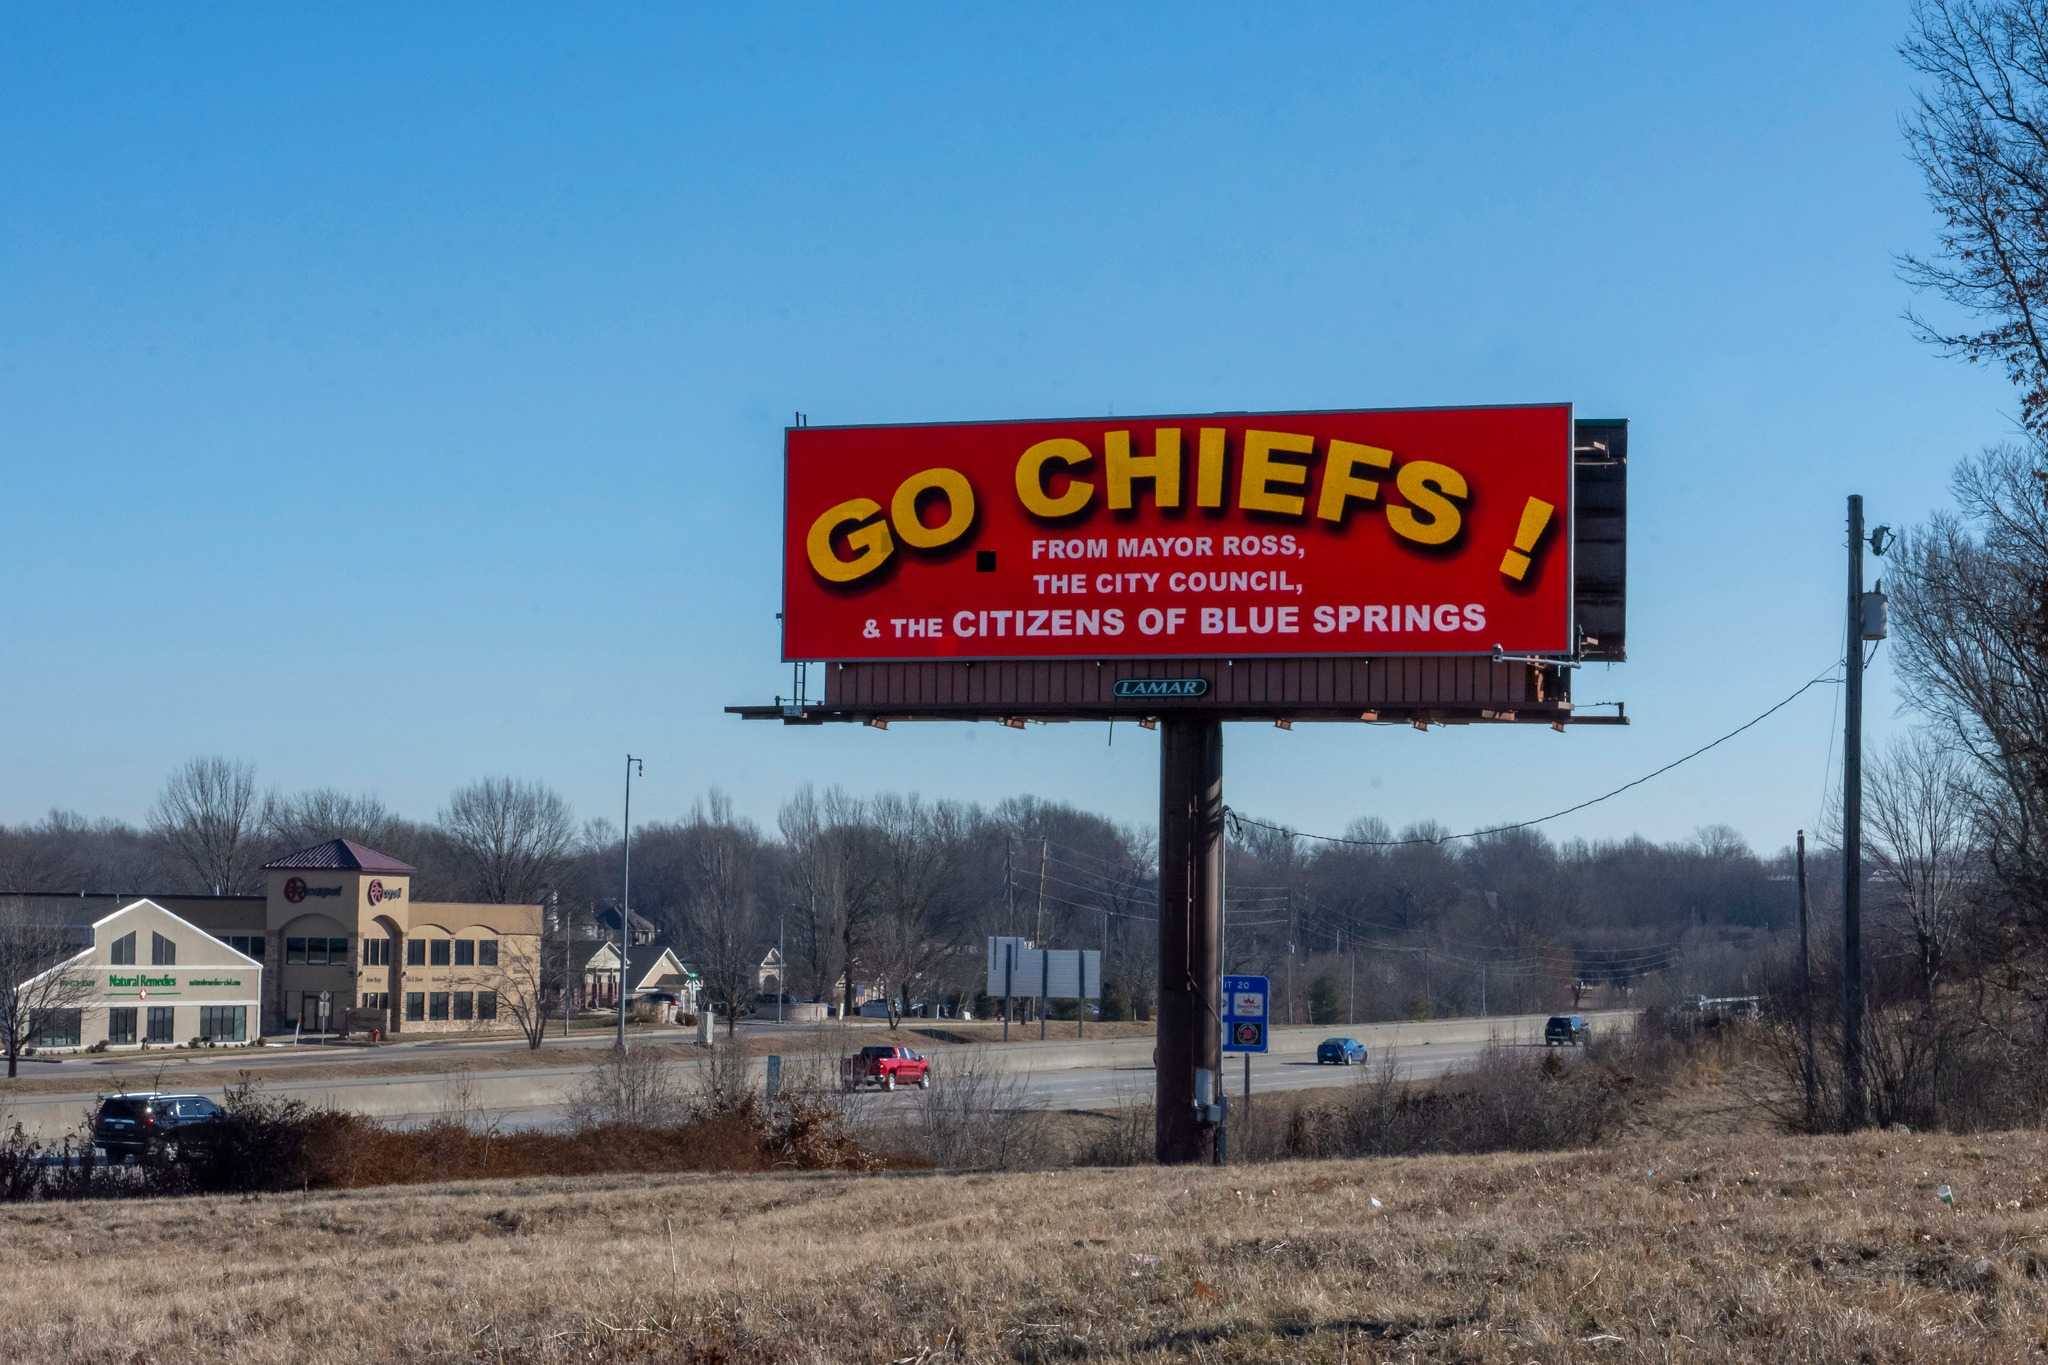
[19,898,263,1053]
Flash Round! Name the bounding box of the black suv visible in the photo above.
[92,1092,224,1161]
[1544,1015,1592,1047]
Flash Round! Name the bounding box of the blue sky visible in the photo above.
[0,4,2015,855]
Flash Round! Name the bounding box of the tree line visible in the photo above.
[0,756,1828,1026]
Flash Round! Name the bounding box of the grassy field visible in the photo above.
[8,1126,2046,1363]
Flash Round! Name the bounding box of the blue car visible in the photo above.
[1316,1037,1367,1066]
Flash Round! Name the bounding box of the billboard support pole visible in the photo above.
[1157,716,1223,1165]
[1040,949,1049,1041]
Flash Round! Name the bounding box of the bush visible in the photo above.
[566,1047,690,1129]
[1243,1041,1634,1163]
[1075,1096,1155,1167]
[901,1051,1050,1171]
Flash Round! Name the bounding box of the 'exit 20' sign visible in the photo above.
[1223,974,1269,1054]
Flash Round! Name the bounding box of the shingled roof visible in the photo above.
[262,838,418,874]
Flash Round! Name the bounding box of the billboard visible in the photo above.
[784,404,1573,662]
[986,938,1101,1000]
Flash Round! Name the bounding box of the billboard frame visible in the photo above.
[779,402,1582,666]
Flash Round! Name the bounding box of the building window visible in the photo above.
[478,939,499,967]
[109,932,136,966]
[151,932,176,966]
[327,936,348,964]
[477,990,497,1021]
[30,1009,82,1049]
[146,1007,174,1044]
[106,1007,137,1046]
[454,939,475,967]
[429,992,449,1021]
[363,938,390,967]
[28,1009,78,1047]
[287,937,308,964]
[406,939,425,966]
[453,991,473,1021]
[404,993,425,1022]
[361,992,388,1012]
[430,940,451,967]
[226,934,263,959]
[199,1006,246,1043]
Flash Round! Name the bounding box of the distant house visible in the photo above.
[753,944,884,1010]
[630,938,700,1007]
[756,944,785,998]
[562,937,700,1011]
[593,904,658,947]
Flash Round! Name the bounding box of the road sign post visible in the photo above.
[1220,974,1269,1167]
[1223,975,1271,1055]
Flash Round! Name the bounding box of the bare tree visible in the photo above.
[261,788,401,854]
[438,778,576,904]
[0,899,96,1079]
[150,757,260,894]
[1864,733,1983,1002]
[486,930,553,1051]
[869,794,970,1012]
[1901,0,2048,432]
[684,793,765,1037]
[1888,447,2048,994]
[778,786,883,1014]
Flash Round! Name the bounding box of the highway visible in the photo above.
[427,1033,1540,1133]
[0,1010,1631,1142]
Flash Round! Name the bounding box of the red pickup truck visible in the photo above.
[841,1044,931,1091]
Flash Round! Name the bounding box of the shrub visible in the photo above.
[566,1046,690,1129]
[1075,1094,1155,1167]
[902,1051,1050,1171]
[1243,1040,1635,1163]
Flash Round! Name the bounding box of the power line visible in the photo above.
[1228,660,1846,851]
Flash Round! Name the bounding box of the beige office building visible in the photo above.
[10,838,544,1041]
[19,897,264,1052]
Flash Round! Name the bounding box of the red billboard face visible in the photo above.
[783,405,1572,661]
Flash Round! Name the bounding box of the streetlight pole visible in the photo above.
[618,754,643,1052]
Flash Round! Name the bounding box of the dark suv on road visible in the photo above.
[1544,1015,1592,1047]
[92,1092,224,1162]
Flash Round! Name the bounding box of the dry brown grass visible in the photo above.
[9,1127,2048,1363]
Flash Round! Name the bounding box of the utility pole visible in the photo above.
[777,913,785,1025]
[618,753,643,1052]
[553,891,568,1039]
[1841,496,1866,1130]
[1286,891,1296,1027]
[1348,937,1356,1025]
[1796,829,1817,1130]
[1035,837,1049,946]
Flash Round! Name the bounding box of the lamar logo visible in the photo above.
[366,879,403,906]
[1112,678,1209,699]
[282,877,342,904]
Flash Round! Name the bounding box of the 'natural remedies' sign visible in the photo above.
[782,405,1572,661]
